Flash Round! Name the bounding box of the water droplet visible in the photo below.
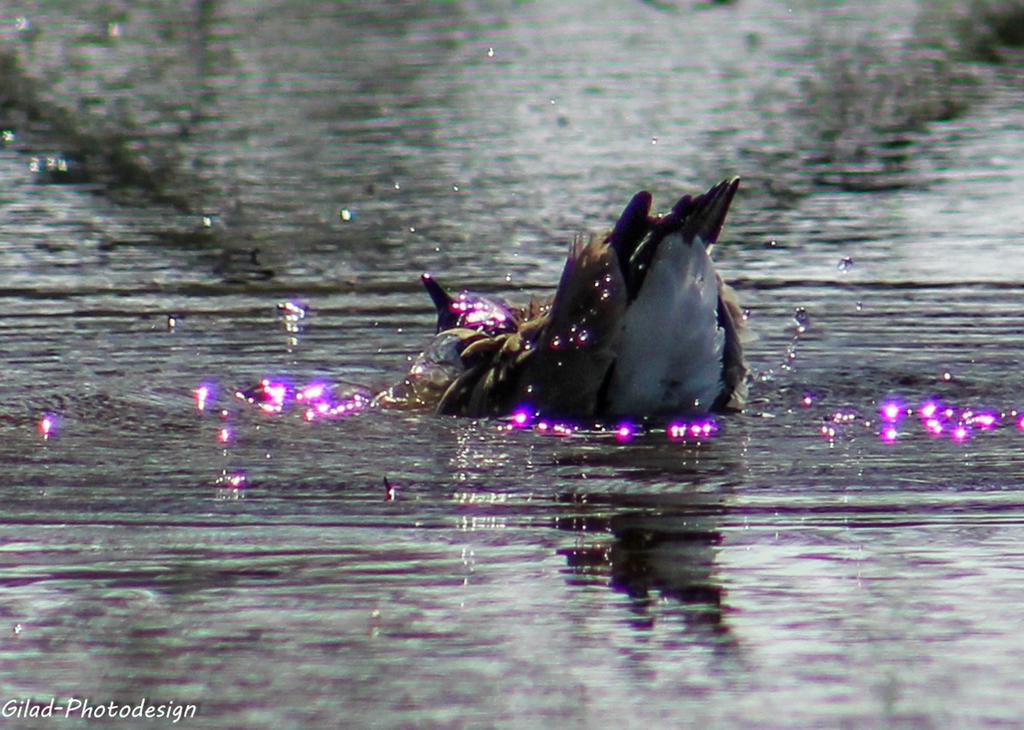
[855,301,863,311]
[837,256,854,272]
[650,136,658,145]
[793,307,809,333]
[942,371,954,382]
[764,239,778,248]
[486,47,494,57]
[215,470,247,489]
[393,182,401,190]
[1,130,14,144]
[452,184,460,192]
[12,623,22,636]
[340,208,352,221]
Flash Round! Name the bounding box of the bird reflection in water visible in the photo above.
[556,498,735,647]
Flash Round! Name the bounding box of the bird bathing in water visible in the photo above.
[375,178,748,421]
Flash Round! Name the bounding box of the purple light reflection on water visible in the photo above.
[510,409,531,428]
[667,419,718,441]
[194,385,211,412]
[235,378,291,414]
[38,413,56,439]
[215,470,247,489]
[263,381,287,411]
[970,412,998,429]
[296,383,326,402]
[880,400,904,423]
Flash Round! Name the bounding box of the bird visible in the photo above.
[374,178,747,420]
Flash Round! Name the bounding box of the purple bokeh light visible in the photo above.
[614,422,634,442]
[449,294,510,332]
[216,471,247,489]
[667,419,718,441]
[880,400,904,423]
[194,384,211,412]
[38,414,56,439]
[510,409,531,428]
[296,383,326,402]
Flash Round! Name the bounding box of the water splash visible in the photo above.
[214,470,247,490]
[793,307,810,334]
[237,379,288,414]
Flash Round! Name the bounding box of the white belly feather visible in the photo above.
[606,233,723,416]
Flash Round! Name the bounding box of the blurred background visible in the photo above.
[1,0,1023,727]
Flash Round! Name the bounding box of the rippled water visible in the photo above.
[3,0,1024,727]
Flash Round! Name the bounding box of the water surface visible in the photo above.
[2,0,1024,727]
